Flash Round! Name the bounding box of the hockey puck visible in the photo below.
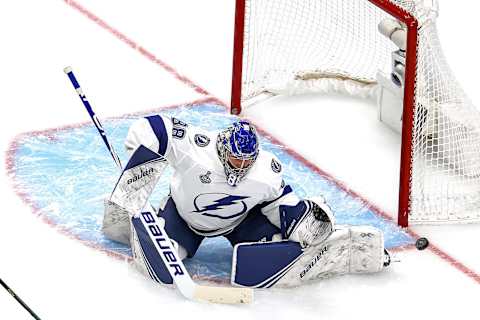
[415,237,429,250]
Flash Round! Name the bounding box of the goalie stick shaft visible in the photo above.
[64,66,122,169]
[0,278,42,320]
[64,67,252,304]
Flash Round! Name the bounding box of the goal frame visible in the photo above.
[230,0,419,227]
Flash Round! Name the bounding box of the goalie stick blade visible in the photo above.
[193,285,253,304]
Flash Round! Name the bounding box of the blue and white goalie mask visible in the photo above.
[216,121,260,186]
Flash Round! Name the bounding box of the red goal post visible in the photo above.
[230,0,480,227]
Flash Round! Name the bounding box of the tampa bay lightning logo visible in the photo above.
[271,158,282,173]
[193,193,249,219]
[194,134,210,147]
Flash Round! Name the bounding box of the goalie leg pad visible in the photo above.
[102,199,131,245]
[348,225,385,274]
[231,240,304,288]
[231,225,385,288]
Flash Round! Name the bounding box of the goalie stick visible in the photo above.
[64,66,253,304]
[64,66,122,169]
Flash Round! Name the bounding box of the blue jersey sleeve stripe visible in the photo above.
[146,115,169,156]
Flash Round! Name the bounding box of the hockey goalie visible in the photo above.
[103,115,391,288]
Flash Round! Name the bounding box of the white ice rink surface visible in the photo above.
[1,1,480,319]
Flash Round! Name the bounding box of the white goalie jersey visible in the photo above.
[124,115,299,237]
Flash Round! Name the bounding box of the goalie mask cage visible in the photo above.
[230,0,480,227]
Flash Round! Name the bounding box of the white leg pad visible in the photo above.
[348,225,385,274]
[102,199,131,245]
[274,225,385,287]
[130,222,151,278]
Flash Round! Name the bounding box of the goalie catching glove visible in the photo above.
[281,196,335,248]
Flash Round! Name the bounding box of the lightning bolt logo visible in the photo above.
[193,194,250,219]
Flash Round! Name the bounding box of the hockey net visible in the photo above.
[231,0,480,226]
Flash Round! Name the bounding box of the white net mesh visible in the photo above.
[411,21,480,223]
[242,0,394,100]
[239,0,480,224]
